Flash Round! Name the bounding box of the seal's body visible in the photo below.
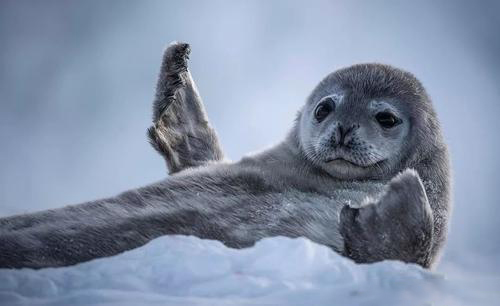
[0,43,451,270]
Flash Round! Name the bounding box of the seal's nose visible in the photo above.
[331,123,357,147]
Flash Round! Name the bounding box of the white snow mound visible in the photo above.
[0,235,494,306]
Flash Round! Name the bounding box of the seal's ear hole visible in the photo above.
[375,112,402,129]
[314,97,335,122]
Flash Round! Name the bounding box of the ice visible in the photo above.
[0,235,497,306]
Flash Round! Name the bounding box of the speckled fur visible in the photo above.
[0,43,451,270]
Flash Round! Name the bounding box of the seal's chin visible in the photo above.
[322,157,377,180]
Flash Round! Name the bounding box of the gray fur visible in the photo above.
[148,42,224,174]
[0,43,451,270]
[340,169,435,267]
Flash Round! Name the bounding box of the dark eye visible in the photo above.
[314,98,335,122]
[375,112,401,128]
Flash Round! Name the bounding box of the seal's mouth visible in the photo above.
[324,156,386,168]
[325,157,358,165]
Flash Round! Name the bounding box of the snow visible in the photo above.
[1,235,497,306]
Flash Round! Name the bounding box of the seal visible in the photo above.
[0,43,451,270]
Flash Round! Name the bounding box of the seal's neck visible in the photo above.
[241,124,332,180]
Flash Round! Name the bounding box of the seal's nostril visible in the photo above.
[332,123,358,147]
[331,123,343,147]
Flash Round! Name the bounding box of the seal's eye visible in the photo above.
[314,98,335,122]
[376,112,401,128]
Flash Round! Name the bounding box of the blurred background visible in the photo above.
[1,0,499,280]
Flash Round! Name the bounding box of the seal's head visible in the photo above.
[298,63,442,180]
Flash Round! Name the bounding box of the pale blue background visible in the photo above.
[1,0,499,280]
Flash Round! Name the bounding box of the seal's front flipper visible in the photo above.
[148,42,224,174]
[340,169,435,268]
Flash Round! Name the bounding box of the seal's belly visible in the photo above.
[265,181,386,252]
[281,180,387,209]
[328,181,387,208]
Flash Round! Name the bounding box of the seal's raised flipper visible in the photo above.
[148,42,224,174]
[340,169,435,268]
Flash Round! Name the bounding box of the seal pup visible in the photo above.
[0,43,451,269]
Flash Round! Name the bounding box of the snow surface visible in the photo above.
[0,235,497,306]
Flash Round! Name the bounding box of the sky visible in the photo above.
[0,0,499,280]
